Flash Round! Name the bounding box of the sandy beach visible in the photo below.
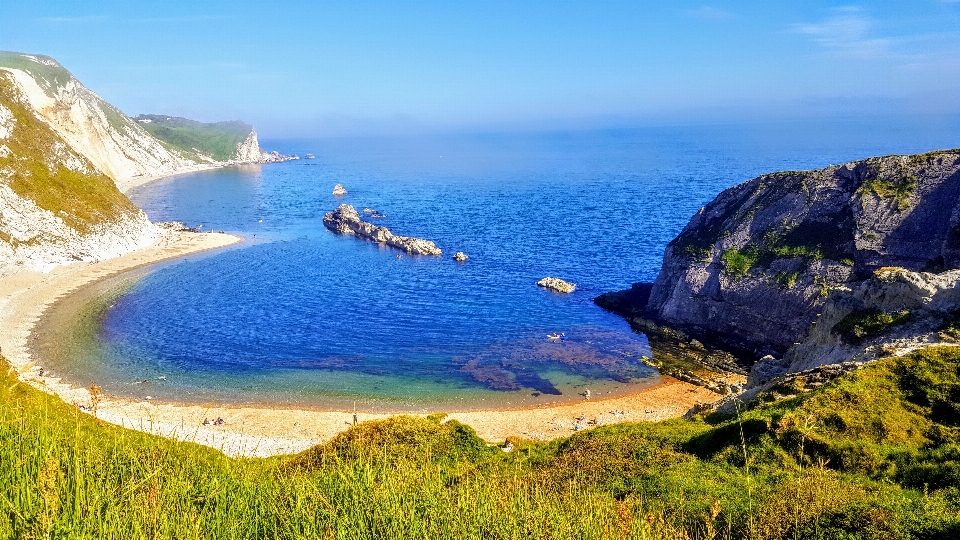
[1,231,734,458]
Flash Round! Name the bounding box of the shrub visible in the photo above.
[721,246,758,278]
[833,309,910,344]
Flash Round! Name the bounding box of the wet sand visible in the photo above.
[1,231,736,457]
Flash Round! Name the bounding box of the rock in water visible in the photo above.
[537,277,576,293]
[332,184,347,196]
[453,251,469,262]
[322,204,442,256]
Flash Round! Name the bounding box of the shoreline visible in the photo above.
[1,231,733,458]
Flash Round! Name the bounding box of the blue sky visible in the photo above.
[2,1,960,137]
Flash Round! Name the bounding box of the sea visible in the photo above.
[33,115,960,411]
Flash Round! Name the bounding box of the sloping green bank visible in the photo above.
[134,115,252,162]
[2,348,959,539]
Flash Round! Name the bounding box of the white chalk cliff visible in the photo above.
[0,51,284,277]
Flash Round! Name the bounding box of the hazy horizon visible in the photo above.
[3,1,960,138]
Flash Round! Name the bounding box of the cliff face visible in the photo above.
[0,70,160,276]
[644,150,960,355]
[0,52,199,186]
[775,267,960,374]
[0,50,295,277]
[0,52,293,194]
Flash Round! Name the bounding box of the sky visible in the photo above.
[2,0,960,137]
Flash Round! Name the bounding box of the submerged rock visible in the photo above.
[537,277,576,294]
[322,204,442,256]
[453,251,469,262]
[332,184,347,196]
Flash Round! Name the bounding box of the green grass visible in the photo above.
[0,73,139,233]
[135,115,253,162]
[0,51,74,95]
[858,166,917,212]
[3,347,960,538]
[721,246,758,278]
[774,271,799,289]
[833,309,911,344]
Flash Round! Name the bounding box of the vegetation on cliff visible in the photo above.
[0,72,139,233]
[3,346,959,539]
[134,115,254,162]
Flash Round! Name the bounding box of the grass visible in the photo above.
[859,172,917,211]
[0,73,139,233]
[135,115,253,162]
[774,271,799,289]
[0,51,74,95]
[833,309,911,344]
[721,247,758,278]
[3,346,960,538]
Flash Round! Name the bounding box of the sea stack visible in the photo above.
[323,204,442,256]
[332,184,347,196]
[537,277,576,293]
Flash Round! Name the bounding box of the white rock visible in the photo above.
[537,277,576,294]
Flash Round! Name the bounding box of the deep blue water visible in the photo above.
[39,116,960,409]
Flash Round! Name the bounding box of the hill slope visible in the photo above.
[0,52,200,187]
[2,346,958,538]
[0,51,292,193]
[134,115,262,162]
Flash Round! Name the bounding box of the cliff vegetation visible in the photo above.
[134,115,255,162]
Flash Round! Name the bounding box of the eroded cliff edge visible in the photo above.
[598,149,960,363]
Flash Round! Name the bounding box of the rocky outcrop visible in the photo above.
[332,184,347,196]
[323,204,442,256]
[235,129,297,164]
[772,267,960,378]
[454,252,469,262]
[537,277,576,293]
[603,150,960,357]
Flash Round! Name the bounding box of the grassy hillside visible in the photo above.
[135,115,252,162]
[2,347,959,538]
[0,51,74,95]
[0,72,139,232]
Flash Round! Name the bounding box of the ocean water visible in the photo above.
[34,116,960,410]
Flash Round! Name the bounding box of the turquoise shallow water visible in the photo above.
[33,117,960,410]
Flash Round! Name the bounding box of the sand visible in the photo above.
[0,231,735,458]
